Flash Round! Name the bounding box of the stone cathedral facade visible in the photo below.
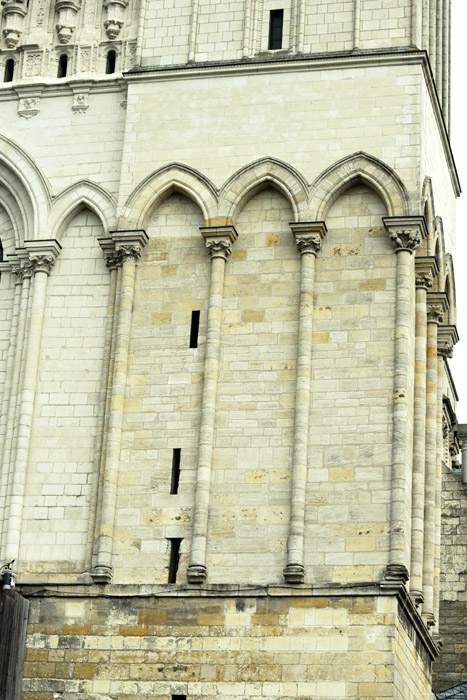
[0,0,464,698]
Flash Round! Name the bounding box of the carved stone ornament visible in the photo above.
[55,0,81,44]
[18,96,40,119]
[295,233,322,256]
[426,304,444,325]
[12,260,34,281]
[30,254,56,275]
[115,244,143,264]
[72,92,89,114]
[1,0,27,48]
[205,238,232,261]
[415,271,433,289]
[438,339,453,359]
[389,229,421,254]
[103,0,128,40]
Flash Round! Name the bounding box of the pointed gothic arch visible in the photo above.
[0,134,51,245]
[309,152,411,220]
[122,163,218,227]
[48,180,117,240]
[422,176,436,255]
[218,157,309,223]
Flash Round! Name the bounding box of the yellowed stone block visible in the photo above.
[151,312,172,324]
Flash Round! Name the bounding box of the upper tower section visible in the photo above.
[0,0,451,125]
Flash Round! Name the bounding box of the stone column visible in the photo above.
[410,256,438,605]
[92,230,148,584]
[284,221,326,584]
[0,255,25,549]
[86,239,119,570]
[187,225,237,584]
[459,424,467,485]
[382,217,426,584]
[422,292,448,627]
[5,240,61,563]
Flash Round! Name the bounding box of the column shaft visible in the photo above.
[283,223,325,584]
[188,0,200,62]
[5,243,60,562]
[422,313,440,625]
[188,227,236,584]
[354,0,361,48]
[297,0,305,53]
[86,252,119,570]
[433,352,444,632]
[410,283,428,603]
[243,0,252,58]
[0,272,22,547]
[94,246,141,581]
[383,218,425,583]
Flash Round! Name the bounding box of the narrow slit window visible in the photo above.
[170,448,181,495]
[57,54,68,78]
[190,310,200,348]
[269,9,284,50]
[106,50,116,74]
[4,59,14,83]
[168,538,182,583]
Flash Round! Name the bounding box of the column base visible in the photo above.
[283,563,305,584]
[422,611,436,629]
[383,563,409,583]
[409,589,424,607]
[89,566,113,584]
[187,564,207,584]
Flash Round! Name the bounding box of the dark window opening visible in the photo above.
[168,538,182,583]
[57,54,68,78]
[170,448,181,495]
[0,239,3,262]
[106,50,117,74]
[4,59,14,83]
[172,696,187,700]
[189,310,200,348]
[269,9,284,50]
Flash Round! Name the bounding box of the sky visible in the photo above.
[445,1,467,422]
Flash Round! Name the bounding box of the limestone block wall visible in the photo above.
[433,466,467,693]
[20,210,109,571]
[21,590,434,700]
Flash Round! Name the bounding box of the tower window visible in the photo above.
[168,538,182,583]
[170,448,181,495]
[4,59,14,83]
[106,50,116,74]
[57,54,68,78]
[189,310,200,348]
[269,9,284,50]
[172,696,187,700]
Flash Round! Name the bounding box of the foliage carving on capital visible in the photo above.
[115,244,143,264]
[415,271,433,289]
[426,304,444,325]
[205,239,232,261]
[389,229,421,254]
[295,234,321,256]
[29,254,56,275]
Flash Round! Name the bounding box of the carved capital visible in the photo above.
[109,229,148,266]
[415,256,439,290]
[437,324,459,359]
[383,216,427,255]
[427,304,444,325]
[205,239,233,261]
[200,225,238,262]
[415,271,433,289]
[24,239,61,276]
[290,221,327,257]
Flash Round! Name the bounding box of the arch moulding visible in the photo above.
[48,180,117,240]
[309,152,411,220]
[218,157,309,223]
[121,163,218,228]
